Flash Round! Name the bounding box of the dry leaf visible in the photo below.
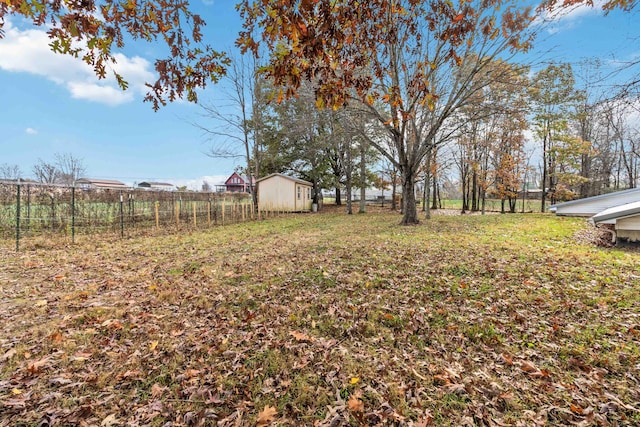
[256,405,277,427]
[151,383,167,398]
[1,348,17,362]
[101,413,119,426]
[289,331,313,342]
[49,332,63,343]
[27,357,50,374]
[520,361,538,373]
[348,395,364,413]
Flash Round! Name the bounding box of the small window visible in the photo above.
[307,188,311,199]
[297,186,301,200]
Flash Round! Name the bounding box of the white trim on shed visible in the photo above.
[592,201,640,242]
[549,188,640,217]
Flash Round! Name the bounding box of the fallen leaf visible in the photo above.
[520,361,538,373]
[49,332,63,344]
[500,353,513,365]
[350,377,360,385]
[149,340,159,351]
[151,383,167,398]
[1,348,17,361]
[289,331,314,342]
[570,404,583,414]
[256,405,277,427]
[27,357,50,374]
[101,413,119,426]
[348,395,364,413]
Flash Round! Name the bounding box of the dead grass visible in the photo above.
[1,209,639,426]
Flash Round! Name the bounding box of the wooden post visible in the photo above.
[207,198,212,225]
[175,202,180,227]
[15,184,20,252]
[222,199,226,225]
[193,202,197,226]
[155,201,160,230]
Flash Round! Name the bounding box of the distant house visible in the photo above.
[75,178,128,189]
[592,201,640,243]
[224,172,254,193]
[549,188,640,217]
[138,181,174,191]
[257,173,313,212]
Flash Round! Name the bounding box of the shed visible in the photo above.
[75,178,128,189]
[592,201,640,242]
[549,188,640,217]
[138,181,174,190]
[257,173,313,212]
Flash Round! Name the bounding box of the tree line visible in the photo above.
[3,0,638,223]
[1,153,86,186]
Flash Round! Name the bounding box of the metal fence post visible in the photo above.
[26,185,31,231]
[119,191,124,238]
[16,184,21,252]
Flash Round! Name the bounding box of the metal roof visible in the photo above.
[549,187,640,209]
[592,200,640,223]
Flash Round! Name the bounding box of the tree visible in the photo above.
[1,0,229,109]
[201,181,212,192]
[196,54,263,212]
[31,153,86,185]
[530,63,578,210]
[32,159,59,184]
[54,152,86,185]
[0,163,21,180]
[238,0,535,224]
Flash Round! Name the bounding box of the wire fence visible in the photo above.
[0,181,268,251]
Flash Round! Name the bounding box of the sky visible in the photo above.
[1,1,638,190]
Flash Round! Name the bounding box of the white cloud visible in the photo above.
[25,127,38,135]
[535,0,606,33]
[0,19,155,106]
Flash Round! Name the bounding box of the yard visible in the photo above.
[0,209,638,426]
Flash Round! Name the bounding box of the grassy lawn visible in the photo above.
[1,209,639,426]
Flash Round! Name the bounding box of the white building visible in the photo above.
[257,173,313,212]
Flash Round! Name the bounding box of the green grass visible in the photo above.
[0,209,638,425]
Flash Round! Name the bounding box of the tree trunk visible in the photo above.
[359,142,366,213]
[391,170,398,211]
[400,168,419,225]
[431,172,438,210]
[335,187,342,205]
[345,144,353,215]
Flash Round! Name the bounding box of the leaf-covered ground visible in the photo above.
[1,209,639,426]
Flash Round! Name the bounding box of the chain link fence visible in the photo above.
[0,181,260,250]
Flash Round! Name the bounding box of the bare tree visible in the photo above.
[32,159,59,184]
[195,53,263,212]
[0,163,22,180]
[55,153,87,185]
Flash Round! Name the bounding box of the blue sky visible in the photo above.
[1,2,638,189]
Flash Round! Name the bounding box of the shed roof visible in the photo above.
[592,200,640,224]
[76,178,128,188]
[549,187,640,210]
[138,181,174,187]
[256,173,312,186]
